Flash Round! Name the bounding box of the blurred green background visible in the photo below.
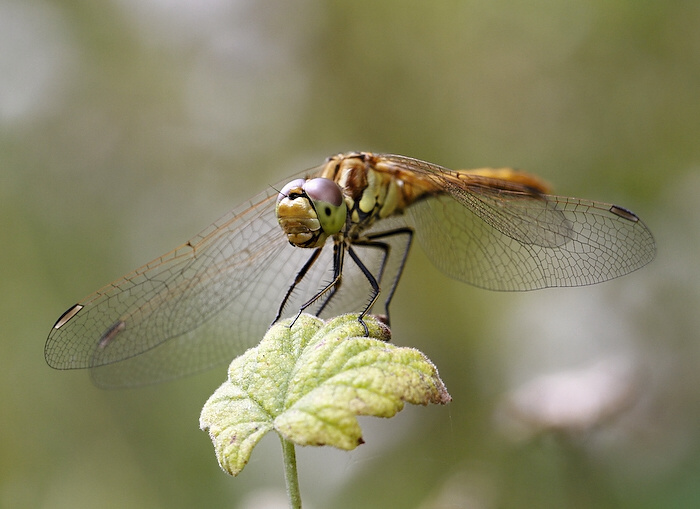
[2,0,698,507]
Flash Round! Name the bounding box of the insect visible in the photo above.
[45,152,656,387]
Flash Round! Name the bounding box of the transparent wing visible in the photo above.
[44,174,399,388]
[45,186,291,386]
[379,154,656,291]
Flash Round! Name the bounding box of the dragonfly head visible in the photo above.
[276,178,347,248]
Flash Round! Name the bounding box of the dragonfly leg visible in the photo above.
[347,240,389,326]
[313,240,345,316]
[291,239,345,326]
[345,246,382,336]
[354,227,414,327]
[273,247,323,325]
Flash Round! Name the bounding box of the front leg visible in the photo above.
[272,247,323,325]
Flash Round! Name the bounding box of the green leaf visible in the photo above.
[199,314,451,476]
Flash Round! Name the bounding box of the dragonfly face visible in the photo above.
[276,178,347,248]
[45,152,656,387]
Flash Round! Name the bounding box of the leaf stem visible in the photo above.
[280,436,302,508]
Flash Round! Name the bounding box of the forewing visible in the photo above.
[378,154,656,291]
[45,184,324,387]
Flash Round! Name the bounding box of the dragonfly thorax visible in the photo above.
[320,153,408,238]
[276,178,347,248]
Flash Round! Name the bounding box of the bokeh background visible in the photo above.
[2,0,698,507]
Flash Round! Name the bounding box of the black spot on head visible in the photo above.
[325,206,331,216]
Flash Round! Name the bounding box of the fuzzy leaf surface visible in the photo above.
[200,314,451,476]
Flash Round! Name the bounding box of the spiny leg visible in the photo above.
[347,239,390,322]
[314,240,346,317]
[355,227,414,326]
[273,247,323,325]
[291,238,345,326]
[345,245,383,336]
[283,227,413,334]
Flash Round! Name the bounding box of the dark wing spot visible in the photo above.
[610,205,639,222]
[53,304,84,329]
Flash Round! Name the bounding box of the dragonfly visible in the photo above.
[45,152,656,388]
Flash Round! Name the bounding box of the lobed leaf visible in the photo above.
[200,314,451,476]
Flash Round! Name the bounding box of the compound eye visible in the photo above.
[303,178,344,207]
[277,178,306,203]
[303,178,347,234]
